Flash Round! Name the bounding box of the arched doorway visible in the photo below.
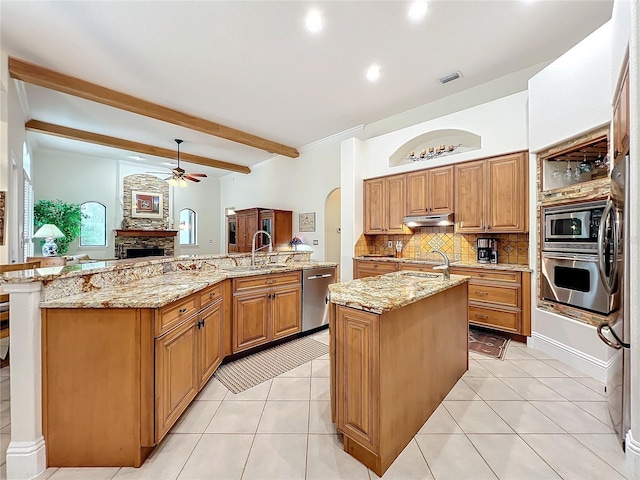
[324,188,341,265]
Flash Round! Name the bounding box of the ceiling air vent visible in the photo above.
[439,71,462,84]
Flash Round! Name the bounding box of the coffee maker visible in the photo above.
[477,238,498,263]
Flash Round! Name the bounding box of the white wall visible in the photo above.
[219,132,345,261]
[529,22,612,153]
[527,21,617,381]
[32,151,222,258]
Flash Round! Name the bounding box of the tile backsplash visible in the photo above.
[355,227,529,265]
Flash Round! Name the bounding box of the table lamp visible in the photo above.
[33,224,65,257]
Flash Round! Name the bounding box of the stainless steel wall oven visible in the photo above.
[541,199,620,315]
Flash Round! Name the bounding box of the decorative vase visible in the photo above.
[42,238,58,257]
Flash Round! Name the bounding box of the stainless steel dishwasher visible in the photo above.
[302,267,336,332]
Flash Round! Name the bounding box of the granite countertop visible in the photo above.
[329,271,469,315]
[38,261,337,309]
[353,256,531,272]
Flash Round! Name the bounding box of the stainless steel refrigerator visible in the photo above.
[597,154,631,450]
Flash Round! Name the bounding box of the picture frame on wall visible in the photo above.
[299,212,316,232]
[131,191,163,218]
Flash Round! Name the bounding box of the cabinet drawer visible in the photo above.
[157,296,199,337]
[356,261,397,275]
[199,283,223,308]
[398,263,437,273]
[468,282,520,308]
[468,306,520,333]
[451,267,520,283]
[233,271,301,292]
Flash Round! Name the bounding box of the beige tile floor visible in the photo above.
[0,330,634,480]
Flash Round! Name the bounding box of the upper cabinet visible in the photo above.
[613,60,630,163]
[406,165,454,216]
[258,209,292,251]
[455,152,528,234]
[364,174,411,234]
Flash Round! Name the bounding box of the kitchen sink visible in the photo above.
[224,264,290,272]
[400,272,441,279]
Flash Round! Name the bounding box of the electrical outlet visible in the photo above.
[313,240,319,245]
[387,241,393,248]
[208,239,213,244]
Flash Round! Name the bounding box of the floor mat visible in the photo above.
[468,327,511,360]
[214,336,329,393]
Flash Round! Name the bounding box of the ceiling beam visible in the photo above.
[25,120,251,174]
[10,56,299,158]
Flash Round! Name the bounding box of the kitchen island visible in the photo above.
[328,271,469,477]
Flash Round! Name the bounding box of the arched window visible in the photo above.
[80,202,107,246]
[179,208,197,245]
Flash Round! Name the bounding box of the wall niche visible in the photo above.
[389,128,481,167]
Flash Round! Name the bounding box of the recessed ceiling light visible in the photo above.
[305,9,323,33]
[366,64,381,82]
[408,0,429,21]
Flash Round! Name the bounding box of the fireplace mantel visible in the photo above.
[115,229,179,238]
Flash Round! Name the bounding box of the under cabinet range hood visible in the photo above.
[403,213,455,227]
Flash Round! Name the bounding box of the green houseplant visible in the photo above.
[34,199,83,256]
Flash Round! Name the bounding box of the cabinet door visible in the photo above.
[406,171,428,216]
[227,215,237,253]
[155,319,198,441]
[454,161,485,233]
[198,301,223,386]
[364,178,386,234]
[233,291,270,352]
[336,306,379,453]
[259,210,274,249]
[428,165,454,214]
[613,64,630,161]
[386,174,407,233]
[487,153,526,233]
[236,213,248,252]
[271,285,302,340]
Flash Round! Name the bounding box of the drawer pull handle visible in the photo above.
[475,291,489,296]
[475,314,488,319]
[209,293,216,298]
[265,279,276,284]
[179,308,188,314]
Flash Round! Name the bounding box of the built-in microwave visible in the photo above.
[542,200,606,253]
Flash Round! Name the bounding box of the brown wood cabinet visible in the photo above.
[227,215,238,253]
[613,59,630,162]
[235,208,260,252]
[258,209,293,251]
[450,266,531,336]
[353,259,398,279]
[230,208,293,253]
[232,271,302,353]
[454,152,528,233]
[42,281,228,467]
[406,165,454,216]
[364,174,411,234]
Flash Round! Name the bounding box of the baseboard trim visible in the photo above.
[530,331,618,383]
[6,437,47,480]
[626,430,640,480]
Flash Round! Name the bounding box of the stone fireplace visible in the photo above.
[114,229,178,259]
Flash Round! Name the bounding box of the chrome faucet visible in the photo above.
[251,230,273,266]
[430,249,450,280]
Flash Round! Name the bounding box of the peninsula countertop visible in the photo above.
[34,261,337,309]
[329,270,469,314]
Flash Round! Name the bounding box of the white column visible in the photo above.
[4,281,46,480]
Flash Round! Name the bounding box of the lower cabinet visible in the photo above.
[353,259,398,279]
[233,272,302,353]
[450,266,531,336]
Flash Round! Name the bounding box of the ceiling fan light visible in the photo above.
[169,177,178,187]
[179,178,187,188]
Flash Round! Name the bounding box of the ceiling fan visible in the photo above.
[148,139,207,187]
